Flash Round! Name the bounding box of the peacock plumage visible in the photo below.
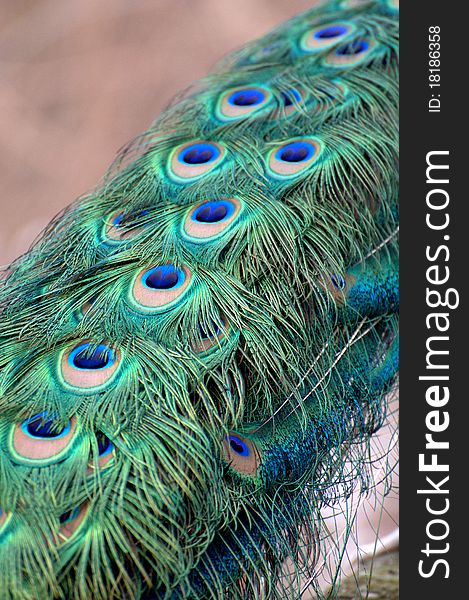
[0,0,399,598]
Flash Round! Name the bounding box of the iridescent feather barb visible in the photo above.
[0,0,399,598]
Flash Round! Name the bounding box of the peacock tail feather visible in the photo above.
[0,0,399,598]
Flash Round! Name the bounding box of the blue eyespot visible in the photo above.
[96,433,113,457]
[217,87,271,122]
[170,141,226,181]
[268,138,321,179]
[21,412,71,440]
[228,89,266,107]
[228,435,250,457]
[314,25,348,39]
[113,213,124,227]
[192,200,235,224]
[275,141,316,163]
[301,22,354,53]
[178,143,220,165]
[280,88,302,107]
[336,39,369,56]
[192,316,228,353]
[198,321,222,339]
[113,210,149,228]
[69,343,115,370]
[142,265,185,290]
[59,506,80,525]
[331,274,346,289]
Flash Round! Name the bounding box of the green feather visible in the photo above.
[0,0,398,598]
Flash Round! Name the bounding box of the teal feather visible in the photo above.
[0,0,398,598]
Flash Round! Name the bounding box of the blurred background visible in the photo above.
[0,1,398,597]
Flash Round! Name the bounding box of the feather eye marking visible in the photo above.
[87,433,115,471]
[57,504,88,542]
[80,296,97,318]
[319,272,357,304]
[330,273,346,290]
[267,138,322,179]
[301,22,355,52]
[169,141,226,182]
[277,87,305,117]
[223,433,260,476]
[131,265,192,311]
[60,342,121,390]
[104,209,149,242]
[280,88,302,107]
[183,198,242,241]
[11,414,77,463]
[325,38,375,66]
[217,86,273,121]
[191,316,229,353]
